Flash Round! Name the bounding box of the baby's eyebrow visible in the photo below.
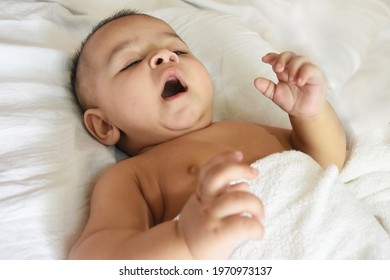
[107,38,139,65]
[107,31,187,66]
[163,31,187,45]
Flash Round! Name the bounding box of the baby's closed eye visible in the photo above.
[172,50,187,56]
[120,59,142,72]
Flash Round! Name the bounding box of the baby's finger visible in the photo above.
[273,51,296,73]
[285,56,310,83]
[198,162,258,200]
[211,191,264,221]
[226,181,251,193]
[222,214,265,242]
[261,52,278,64]
[254,77,276,99]
[295,63,320,86]
[198,151,243,191]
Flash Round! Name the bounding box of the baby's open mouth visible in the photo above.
[161,77,187,99]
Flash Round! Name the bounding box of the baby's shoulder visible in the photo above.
[88,156,152,212]
[94,157,142,188]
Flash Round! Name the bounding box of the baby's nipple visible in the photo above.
[187,164,199,176]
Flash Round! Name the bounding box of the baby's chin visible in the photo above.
[162,110,212,134]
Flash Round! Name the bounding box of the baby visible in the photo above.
[69,9,346,259]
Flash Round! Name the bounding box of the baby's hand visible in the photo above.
[254,52,326,117]
[177,151,264,259]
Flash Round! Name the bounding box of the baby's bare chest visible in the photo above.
[136,122,287,222]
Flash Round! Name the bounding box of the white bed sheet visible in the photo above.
[0,0,389,259]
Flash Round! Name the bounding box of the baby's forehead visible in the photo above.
[91,15,173,44]
[82,15,176,61]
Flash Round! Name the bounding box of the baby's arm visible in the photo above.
[254,52,346,169]
[68,162,191,259]
[69,152,263,259]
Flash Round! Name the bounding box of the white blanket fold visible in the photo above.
[231,125,390,259]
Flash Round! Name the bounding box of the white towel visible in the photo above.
[340,125,390,235]
[231,125,390,259]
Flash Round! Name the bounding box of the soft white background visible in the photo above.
[0,0,389,259]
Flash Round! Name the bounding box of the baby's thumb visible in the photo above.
[254,77,275,100]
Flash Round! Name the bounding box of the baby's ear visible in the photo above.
[83,108,120,146]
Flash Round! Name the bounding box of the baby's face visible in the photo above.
[81,15,213,152]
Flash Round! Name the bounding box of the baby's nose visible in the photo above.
[150,49,179,68]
